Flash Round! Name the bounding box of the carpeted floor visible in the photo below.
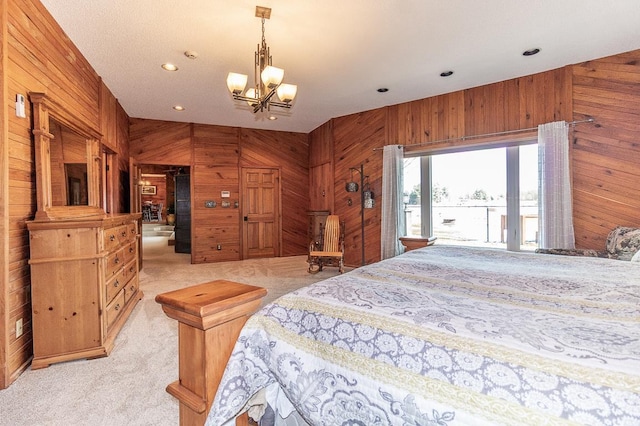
[0,235,345,426]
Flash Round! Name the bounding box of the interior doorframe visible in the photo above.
[240,166,282,259]
[129,157,142,268]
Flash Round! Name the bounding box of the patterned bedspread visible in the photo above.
[206,246,640,425]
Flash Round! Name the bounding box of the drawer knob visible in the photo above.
[109,235,116,241]
[114,257,120,264]
[115,303,120,311]
[114,280,120,287]
[129,247,134,253]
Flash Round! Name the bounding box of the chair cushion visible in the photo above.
[605,226,640,261]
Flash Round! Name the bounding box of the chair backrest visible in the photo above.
[323,215,340,252]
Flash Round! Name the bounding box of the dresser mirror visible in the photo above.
[30,92,106,220]
[49,118,89,206]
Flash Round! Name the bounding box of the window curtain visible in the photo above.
[538,121,575,249]
[381,145,405,259]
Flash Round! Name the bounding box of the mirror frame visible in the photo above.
[30,92,106,221]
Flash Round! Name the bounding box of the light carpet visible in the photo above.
[0,235,345,426]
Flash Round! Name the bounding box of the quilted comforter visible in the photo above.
[206,246,640,425]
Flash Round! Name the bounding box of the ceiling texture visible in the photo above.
[40,0,640,134]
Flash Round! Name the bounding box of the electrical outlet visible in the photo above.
[16,318,23,338]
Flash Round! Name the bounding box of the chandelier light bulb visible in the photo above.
[245,88,259,107]
[261,66,284,89]
[227,73,248,95]
[276,84,297,103]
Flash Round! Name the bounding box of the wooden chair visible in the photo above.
[308,215,345,273]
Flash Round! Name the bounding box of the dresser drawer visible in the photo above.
[123,240,137,264]
[103,227,122,252]
[116,225,130,245]
[106,291,126,331]
[106,268,126,304]
[124,274,139,304]
[126,222,138,242]
[122,258,137,282]
[105,247,125,278]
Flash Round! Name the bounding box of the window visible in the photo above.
[403,142,538,251]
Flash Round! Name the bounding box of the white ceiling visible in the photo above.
[39,0,640,134]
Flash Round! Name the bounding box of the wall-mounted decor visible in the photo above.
[141,185,157,195]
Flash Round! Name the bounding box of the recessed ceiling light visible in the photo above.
[268,115,277,121]
[522,48,541,56]
[184,51,198,60]
[173,105,185,111]
[162,63,178,71]
[377,88,389,93]
[440,70,454,77]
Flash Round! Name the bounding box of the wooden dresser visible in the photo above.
[27,213,143,369]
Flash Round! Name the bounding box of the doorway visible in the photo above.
[242,167,281,259]
[134,164,190,261]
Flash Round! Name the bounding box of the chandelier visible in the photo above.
[226,6,298,114]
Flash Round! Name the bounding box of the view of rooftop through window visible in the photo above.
[403,144,539,250]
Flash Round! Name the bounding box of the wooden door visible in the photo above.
[242,168,280,259]
[129,157,143,268]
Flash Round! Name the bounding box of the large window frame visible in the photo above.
[406,138,537,251]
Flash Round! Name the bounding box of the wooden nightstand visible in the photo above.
[399,236,437,252]
[156,280,267,426]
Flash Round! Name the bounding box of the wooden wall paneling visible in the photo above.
[192,166,241,263]
[129,119,191,165]
[309,121,334,212]
[385,103,409,145]
[192,125,240,263]
[99,81,118,152]
[8,0,101,131]
[1,0,8,389]
[422,93,465,143]
[332,109,386,267]
[443,92,465,142]
[309,121,332,167]
[309,163,333,212]
[240,129,309,257]
[410,99,425,144]
[571,49,640,249]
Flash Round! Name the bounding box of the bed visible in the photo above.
[205,245,640,425]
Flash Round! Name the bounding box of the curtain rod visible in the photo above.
[373,118,594,151]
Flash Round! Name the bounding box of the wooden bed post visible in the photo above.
[156,280,267,426]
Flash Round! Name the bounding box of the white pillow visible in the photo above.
[632,250,640,262]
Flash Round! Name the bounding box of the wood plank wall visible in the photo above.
[571,51,640,248]
[129,120,310,263]
[332,110,386,267]
[193,124,240,263]
[0,0,128,388]
[312,54,639,265]
[319,67,571,267]
[240,128,310,257]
